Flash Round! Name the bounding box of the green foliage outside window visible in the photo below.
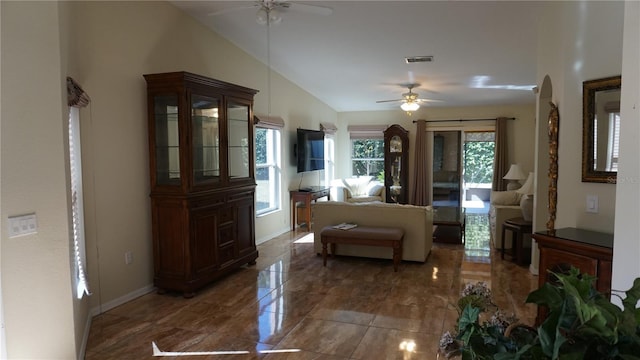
[464,141,495,184]
[351,139,384,176]
[255,128,267,164]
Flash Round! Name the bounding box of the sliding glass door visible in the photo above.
[463,131,495,213]
[432,131,461,207]
[431,130,495,210]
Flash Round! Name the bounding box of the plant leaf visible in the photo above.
[526,282,563,310]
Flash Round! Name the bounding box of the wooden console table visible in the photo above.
[290,187,330,231]
[533,227,613,324]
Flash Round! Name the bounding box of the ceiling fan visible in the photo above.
[208,0,333,24]
[376,83,441,113]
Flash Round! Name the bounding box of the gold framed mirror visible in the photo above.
[582,75,621,183]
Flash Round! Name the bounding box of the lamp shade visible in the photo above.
[517,172,534,195]
[503,164,525,180]
[400,102,419,112]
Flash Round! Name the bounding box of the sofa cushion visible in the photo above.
[490,190,521,206]
[367,183,385,196]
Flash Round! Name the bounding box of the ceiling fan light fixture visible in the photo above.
[256,7,282,25]
[400,102,420,112]
[256,8,268,24]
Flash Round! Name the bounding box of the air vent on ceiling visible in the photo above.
[405,56,434,64]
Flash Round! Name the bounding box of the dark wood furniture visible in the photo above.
[320,225,404,272]
[501,217,533,265]
[383,124,409,204]
[533,227,613,323]
[433,206,466,244]
[144,71,259,297]
[290,187,330,231]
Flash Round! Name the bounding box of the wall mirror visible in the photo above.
[582,75,621,183]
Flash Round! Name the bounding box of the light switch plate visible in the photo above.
[8,213,38,238]
[586,195,599,213]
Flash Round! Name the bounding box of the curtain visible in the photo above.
[254,114,284,129]
[320,122,337,135]
[347,124,387,139]
[67,77,90,108]
[410,120,431,205]
[66,77,92,298]
[492,117,509,191]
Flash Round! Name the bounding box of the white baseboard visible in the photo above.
[256,227,290,245]
[90,284,155,317]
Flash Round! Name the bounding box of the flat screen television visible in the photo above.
[296,128,325,173]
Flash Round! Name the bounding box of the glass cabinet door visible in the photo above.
[154,95,180,185]
[227,101,250,179]
[390,135,403,202]
[191,94,220,185]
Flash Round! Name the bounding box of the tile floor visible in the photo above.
[85,214,538,359]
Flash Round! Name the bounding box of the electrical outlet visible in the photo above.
[124,251,133,265]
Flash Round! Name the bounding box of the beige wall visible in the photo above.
[534,1,623,238]
[612,1,640,302]
[532,2,627,276]
[1,2,78,358]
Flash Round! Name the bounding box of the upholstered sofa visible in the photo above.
[488,190,524,250]
[329,176,385,203]
[312,201,433,262]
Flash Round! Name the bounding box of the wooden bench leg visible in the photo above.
[392,240,401,272]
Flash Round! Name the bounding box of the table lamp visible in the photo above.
[503,164,526,190]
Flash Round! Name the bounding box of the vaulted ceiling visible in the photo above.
[170,1,542,112]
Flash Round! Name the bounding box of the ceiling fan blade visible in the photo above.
[286,2,333,16]
[208,3,259,17]
[376,99,403,104]
[417,98,443,103]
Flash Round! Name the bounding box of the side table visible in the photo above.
[501,217,532,265]
[290,187,330,231]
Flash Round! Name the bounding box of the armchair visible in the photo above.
[330,176,385,203]
[488,190,523,250]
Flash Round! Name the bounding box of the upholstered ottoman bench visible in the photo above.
[320,225,404,271]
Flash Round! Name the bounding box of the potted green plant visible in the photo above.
[440,267,640,359]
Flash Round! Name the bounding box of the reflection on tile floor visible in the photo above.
[85,214,537,359]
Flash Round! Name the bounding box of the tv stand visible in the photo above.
[290,187,331,231]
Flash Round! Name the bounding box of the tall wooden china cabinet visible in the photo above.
[144,72,259,297]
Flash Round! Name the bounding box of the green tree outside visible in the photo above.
[464,141,494,184]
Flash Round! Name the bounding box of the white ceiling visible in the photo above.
[170,1,543,112]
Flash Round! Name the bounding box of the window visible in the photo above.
[320,123,337,187]
[255,127,281,215]
[348,125,386,178]
[607,112,620,171]
[69,107,90,299]
[351,139,384,177]
[324,134,335,186]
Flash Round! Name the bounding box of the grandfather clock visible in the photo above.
[384,124,409,204]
